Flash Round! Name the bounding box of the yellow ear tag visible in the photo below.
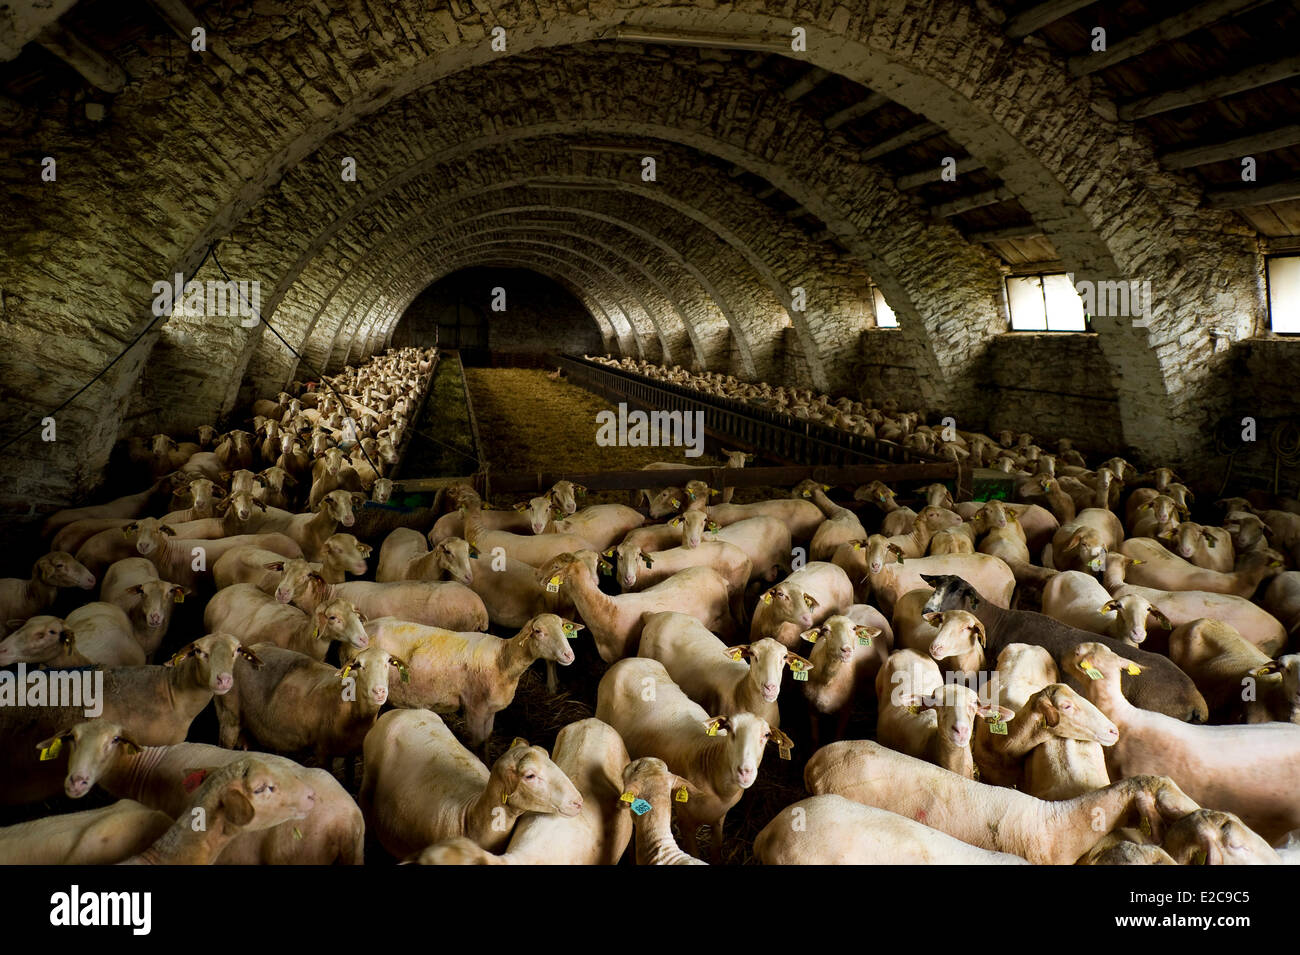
[1139,815,1152,837]
[907,704,920,715]
[1126,662,1142,676]
[546,576,561,593]
[674,786,689,803]
[1081,661,1102,680]
[40,738,63,761]
[562,623,578,639]
[762,592,772,604]
[620,791,635,803]
[706,723,718,737]
[510,737,528,750]
[1192,848,1207,865]
[293,827,304,840]
[339,664,353,680]
[726,647,745,661]
[174,591,185,604]
[671,499,680,508]
[778,741,792,760]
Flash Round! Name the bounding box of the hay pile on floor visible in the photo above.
[465,367,775,505]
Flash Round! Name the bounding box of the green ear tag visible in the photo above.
[988,716,1008,736]
[793,669,808,682]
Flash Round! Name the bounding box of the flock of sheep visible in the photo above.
[1,343,1298,865]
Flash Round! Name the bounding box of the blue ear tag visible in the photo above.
[630,798,652,816]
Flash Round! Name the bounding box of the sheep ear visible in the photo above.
[1150,608,1173,630]
[263,561,285,571]
[724,645,749,661]
[513,502,527,511]
[971,619,986,648]
[123,583,145,595]
[218,787,257,829]
[1097,599,1121,614]
[388,655,411,683]
[786,652,814,672]
[703,716,731,737]
[35,730,72,760]
[236,646,265,668]
[923,611,944,627]
[1036,694,1060,728]
[769,727,794,760]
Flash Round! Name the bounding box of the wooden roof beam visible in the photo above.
[1120,53,1300,120]
[1204,177,1300,209]
[1069,0,1271,75]
[1160,123,1300,169]
[36,22,127,93]
[930,186,1016,218]
[783,67,831,101]
[142,0,204,43]
[1006,0,1100,38]
[860,122,942,160]
[825,92,889,130]
[895,158,986,189]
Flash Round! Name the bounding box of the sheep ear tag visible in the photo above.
[562,623,579,639]
[1080,660,1103,680]
[545,576,561,593]
[674,787,689,803]
[619,791,635,803]
[790,659,809,682]
[39,737,63,761]
[173,591,185,604]
[855,627,873,646]
[1125,662,1142,676]
[182,769,208,793]
[725,647,746,661]
[630,798,652,816]
[987,715,1008,736]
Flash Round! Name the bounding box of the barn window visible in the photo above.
[871,287,899,328]
[1267,255,1300,334]
[1006,273,1087,332]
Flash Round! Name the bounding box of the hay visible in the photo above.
[464,368,777,505]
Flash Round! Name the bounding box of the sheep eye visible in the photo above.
[524,772,536,781]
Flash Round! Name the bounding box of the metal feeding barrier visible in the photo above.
[388,352,998,504]
[551,353,951,469]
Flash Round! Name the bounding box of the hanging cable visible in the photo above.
[0,243,215,454]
